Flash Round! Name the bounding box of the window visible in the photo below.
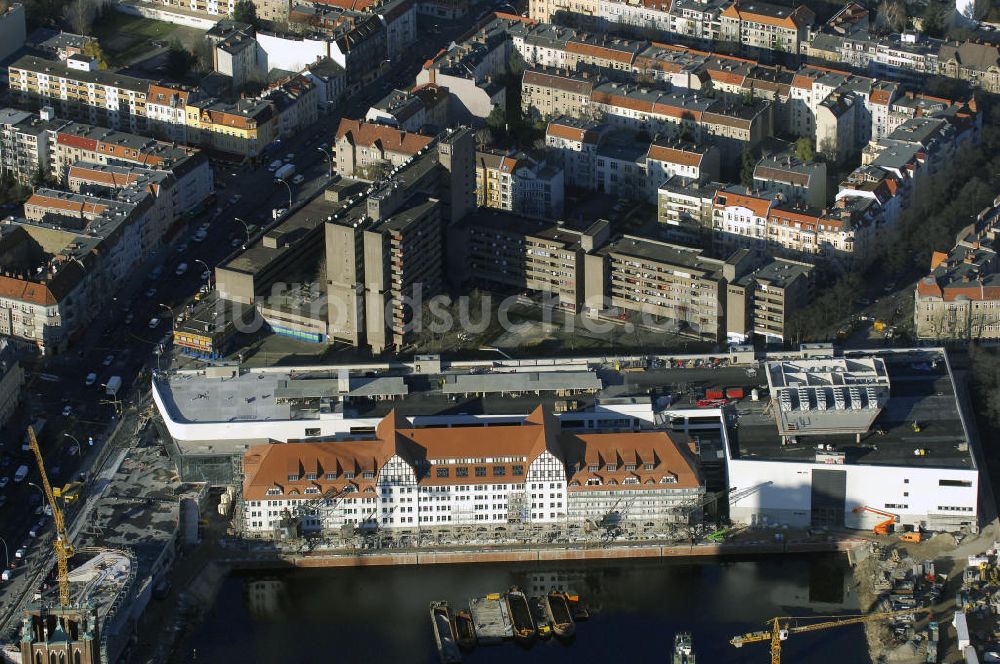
[266,487,281,496]
[456,467,469,477]
[436,468,449,478]
[305,427,321,436]
[493,466,506,476]
[644,464,654,470]
[588,464,598,472]
[475,466,487,477]
[939,479,973,488]
[884,503,908,509]
[606,464,617,472]
[512,465,524,476]
[344,471,355,479]
[287,474,299,481]
[325,473,336,480]
[306,473,317,480]
[624,464,636,472]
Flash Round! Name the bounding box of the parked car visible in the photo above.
[228,194,242,205]
[85,372,97,386]
[175,242,188,254]
[292,174,305,185]
[148,318,161,329]
[201,270,211,281]
[61,405,72,417]
[124,313,134,325]
[284,153,295,162]
[175,263,188,276]
[102,354,114,367]
[0,477,9,490]
[145,287,157,298]
[231,238,242,248]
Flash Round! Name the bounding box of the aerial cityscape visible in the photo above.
[0,0,999,660]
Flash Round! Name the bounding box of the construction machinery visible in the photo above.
[730,608,928,663]
[853,505,897,535]
[26,425,74,607]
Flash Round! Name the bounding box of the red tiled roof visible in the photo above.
[0,275,56,306]
[334,118,433,155]
[714,191,773,218]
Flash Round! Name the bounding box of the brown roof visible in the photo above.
[522,69,594,96]
[714,190,773,218]
[26,193,108,218]
[566,40,636,65]
[563,431,699,492]
[0,275,57,306]
[646,144,705,167]
[546,121,599,143]
[720,3,812,29]
[68,165,142,189]
[334,118,433,155]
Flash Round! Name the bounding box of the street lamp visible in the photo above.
[159,303,175,336]
[27,482,45,507]
[317,146,334,178]
[194,259,212,287]
[275,177,292,211]
[0,536,8,569]
[63,434,81,457]
[478,346,513,361]
[233,217,251,247]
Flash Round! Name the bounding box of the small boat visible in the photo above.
[530,596,553,639]
[429,601,462,664]
[562,592,590,621]
[504,588,537,645]
[545,591,576,639]
[454,609,477,652]
[673,631,696,664]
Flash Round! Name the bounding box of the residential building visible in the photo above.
[726,257,814,343]
[656,176,720,242]
[544,116,604,189]
[0,3,26,63]
[417,29,510,120]
[0,107,61,185]
[937,41,1000,95]
[173,292,245,358]
[914,199,1000,341]
[9,55,151,134]
[214,27,263,91]
[753,153,827,208]
[241,404,702,534]
[333,118,433,179]
[474,149,564,219]
[718,2,814,55]
[456,209,610,311]
[366,84,449,132]
[146,85,193,145]
[303,57,347,108]
[594,235,755,341]
[0,340,24,429]
[262,74,319,139]
[185,98,278,158]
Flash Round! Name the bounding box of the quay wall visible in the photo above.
[226,540,861,570]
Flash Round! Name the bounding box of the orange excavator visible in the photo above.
[853,505,897,535]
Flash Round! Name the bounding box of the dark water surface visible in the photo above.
[185,555,871,663]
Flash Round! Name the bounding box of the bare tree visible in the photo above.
[876,0,908,34]
[64,0,99,36]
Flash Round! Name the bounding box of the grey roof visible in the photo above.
[12,55,152,94]
[441,371,603,394]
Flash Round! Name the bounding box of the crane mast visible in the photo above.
[27,426,74,607]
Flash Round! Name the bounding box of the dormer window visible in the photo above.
[306,473,317,480]
[304,487,320,494]
[624,464,636,472]
[606,464,617,472]
[586,478,601,486]
[623,477,639,485]
[362,471,374,479]
[344,471,356,480]
[644,464,654,471]
[266,487,282,496]
[325,473,337,480]
[661,476,677,484]
[287,474,299,481]
[588,465,598,472]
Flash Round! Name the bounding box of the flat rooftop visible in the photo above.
[730,350,974,469]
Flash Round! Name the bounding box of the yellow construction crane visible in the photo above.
[730,608,928,663]
[26,425,74,607]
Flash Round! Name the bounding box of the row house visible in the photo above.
[365,84,449,132]
[241,406,703,535]
[597,0,672,35]
[914,198,1000,341]
[752,152,827,209]
[185,97,278,158]
[416,29,510,120]
[474,149,565,220]
[544,116,604,189]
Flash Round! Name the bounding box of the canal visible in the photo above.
[184,554,870,663]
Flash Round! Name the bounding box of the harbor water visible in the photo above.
[184,555,871,663]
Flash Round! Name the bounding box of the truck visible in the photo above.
[274,163,296,180]
[21,418,45,452]
[14,465,28,483]
[105,376,122,397]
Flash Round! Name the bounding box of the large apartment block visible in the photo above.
[474,149,565,219]
[726,257,814,343]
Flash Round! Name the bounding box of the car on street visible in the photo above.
[124,313,134,325]
[284,153,295,162]
[176,242,188,254]
[201,270,211,281]
[228,194,242,205]
[192,230,207,243]
[85,372,97,386]
[292,174,305,185]
[0,477,9,490]
[61,405,72,417]
[145,287,157,298]
[149,317,161,329]
[175,263,188,276]
[28,522,44,538]
[14,547,26,559]
[102,354,114,367]
[231,238,242,248]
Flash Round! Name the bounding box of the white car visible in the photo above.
[85,372,97,386]
[61,405,72,417]
[292,174,305,185]
[148,317,161,329]
[102,354,114,367]
[175,263,188,276]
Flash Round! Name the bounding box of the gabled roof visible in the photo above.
[334,118,433,155]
